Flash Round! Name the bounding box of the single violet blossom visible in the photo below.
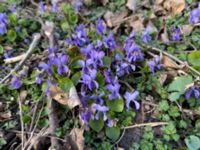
[80,110,92,125]
[73,0,83,11]
[124,91,140,109]
[67,24,90,46]
[51,0,58,12]
[106,76,121,100]
[0,13,8,35]
[11,75,22,89]
[91,103,109,121]
[9,3,17,12]
[96,18,106,35]
[39,61,52,75]
[185,86,200,100]
[39,1,45,13]
[172,26,181,41]
[103,33,117,50]
[189,3,200,24]
[53,52,69,75]
[35,72,42,84]
[148,55,161,74]
[125,40,142,63]
[142,25,152,43]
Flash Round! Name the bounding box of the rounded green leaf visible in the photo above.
[58,77,74,92]
[106,126,120,141]
[7,30,17,42]
[188,51,200,67]
[106,98,124,112]
[89,118,104,132]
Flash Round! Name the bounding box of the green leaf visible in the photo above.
[0,45,3,54]
[169,92,181,101]
[103,56,111,68]
[61,22,70,31]
[106,98,124,112]
[0,138,7,148]
[188,51,200,67]
[105,126,120,141]
[23,115,32,123]
[69,14,78,25]
[71,71,81,86]
[89,118,104,132]
[58,77,74,92]
[96,72,105,87]
[185,135,200,150]
[168,75,193,93]
[7,30,17,41]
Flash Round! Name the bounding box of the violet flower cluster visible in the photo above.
[66,19,141,127]
[148,55,161,74]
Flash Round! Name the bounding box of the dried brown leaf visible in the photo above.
[164,0,185,16]
[159,27,169,43]
[155,0,164,5]
[126,0,136,12]
[158,73,168,86]
[69,128,84,150]
[129,15,144,31]
[100,0,109,6]
[49,85,81,109]
[19,90,28,102]
[181,25,194,35]
[104,10,128,27]
[161,55,180,69]
[0,111,11,120]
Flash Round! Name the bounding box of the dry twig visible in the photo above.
[123,122,168,129]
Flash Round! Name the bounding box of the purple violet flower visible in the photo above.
[73,0,83,11]
[51,0,58,12]
[0,13,8,35]
[125,40,142,63]
[124,91,140,109]
[142,25,152,43]
[39,1,45,13]
[189,3,200,24]
[96,18,106,35]
[35,72,42,84]
[92,103,109,121]
[80,110,92,125]
[103,33,117,50]
[9,3,17,12]
[148,55,161,74]
[53,52,69,75]
[68,24,90,46]
[172,26,181,41]
[80,68,98,91]
[39,61,52,75]
[185,86,200,100]
[106,76,121,100]
[11,75,22,89]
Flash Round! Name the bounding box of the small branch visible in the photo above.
[123,122,168,129]
[4,54,26,64]
[0,33,41,84]
[17,94,25,150]
[145,46,200,77]
[119,80,134,91]
[114,128,125,145]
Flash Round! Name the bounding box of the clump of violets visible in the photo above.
[142,25,152,43]
[171,26,181,41]
[189,3,200,24]
[11,75,22,89]
[185,84,200,100]
[148,55,161,74]
[0,13,8,35]
[65,18,141,128]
